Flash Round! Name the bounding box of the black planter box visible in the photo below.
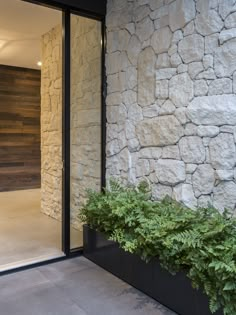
[83,225,223,315]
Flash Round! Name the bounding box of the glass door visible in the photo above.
[70,14,103,249]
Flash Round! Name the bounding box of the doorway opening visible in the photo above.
[0,0,64,271]
[0,0,105,273]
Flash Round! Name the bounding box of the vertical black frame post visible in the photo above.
[62,10,71,255]
[101,18,107,190]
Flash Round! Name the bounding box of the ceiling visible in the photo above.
[0,0,61,69]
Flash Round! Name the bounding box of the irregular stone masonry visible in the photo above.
[41,18,102,230]
[106,0,236,214]
[41,25,63,221]
[70,16,102,231]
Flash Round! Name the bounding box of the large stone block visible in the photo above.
[209,133,236,170]
[169,73,193,107]
[155,159,186,185]
[136,116,184,147]
[169,0,196,32]
[208,79,232,96]
[178,34,204,64]
[187,95,236,126]
[225,12,236,29]
[213,181,236,212]
[156,80,169,99]
[195,10,223,36]
[138,47,156,106]
[179,136,205,163]
[219,0,236,20]
[192,164,215,197]
[173,183,197,208]
[215,39,236,78]
[197,126,219,137]
[150,26,172,54]
[127,35,142,66]
[219,28,236,45]
[136,16,154,42]
[152,184,173,200]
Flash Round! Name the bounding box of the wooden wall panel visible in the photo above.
[0,65,41,192]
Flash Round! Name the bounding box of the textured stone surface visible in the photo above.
[196,68,216,80]
[151,26,172,54]
[170,53,182,67]
[156,159,186,185]
[209,133,236,170]
[185,123,197,136]
[70,17,102,229]
[169,73,193,107]
[192,164,215,197]
[198,195,212,208]
[179,137,205,163]
[162,145,180,159]
[106,0,236,214]
[156,68,177,80]
[172,30,183,44]
[219,0,235,20]
[225,12,236,29]
[139,147,162,159]
[136,159,150,177]
[197,126,219,137]
[173,183,197,208]
[127,35,142,66]
[136,116,184,147]
[138,47,156,106]
[205,33,219,54]
[152,184,173,200]
[215,40,236,77]
[188,62,204,79]
[215,170,234,181]
[219,28,236,45]
[169,0,196,32]
[156,53,171,69]
[203,55,213,69]
[213,181,236,212]
[194,80,208,96]
[208,79,232,96]
[186,163,197,174]
[41,25,62,221]
[195,10,224,36]
[187,95,236,126]
[136,16,154,42]
[159,100,175,115]
[143,104,160,118]
[178,34,204,63]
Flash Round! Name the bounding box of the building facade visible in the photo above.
[106,0,236,214]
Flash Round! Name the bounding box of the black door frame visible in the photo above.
[0,0,106,275]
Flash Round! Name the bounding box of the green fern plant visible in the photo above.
[79,179,236,315]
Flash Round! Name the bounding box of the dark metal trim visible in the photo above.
[101,18,107,190]
[22,0,105,20]
[1,0,107,273]
[0,250,83,277]
[62,10,71,256]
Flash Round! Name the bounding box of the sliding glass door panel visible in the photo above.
[70,14,102,249]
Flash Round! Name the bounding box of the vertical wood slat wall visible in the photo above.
[0,65,41,192]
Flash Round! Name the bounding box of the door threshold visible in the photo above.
[0,252,65,274]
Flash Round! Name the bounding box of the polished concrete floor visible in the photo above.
[0,189,64,271]
[0,257,176,315]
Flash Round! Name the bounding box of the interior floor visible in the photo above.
[0,189,69,271]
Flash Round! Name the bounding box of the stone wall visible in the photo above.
[106,0,236,213]
[70,16,102,230]
[41,24,62,220]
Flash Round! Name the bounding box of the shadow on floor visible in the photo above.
[0,257,177,315]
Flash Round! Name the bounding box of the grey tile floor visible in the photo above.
[0,257,176,315]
